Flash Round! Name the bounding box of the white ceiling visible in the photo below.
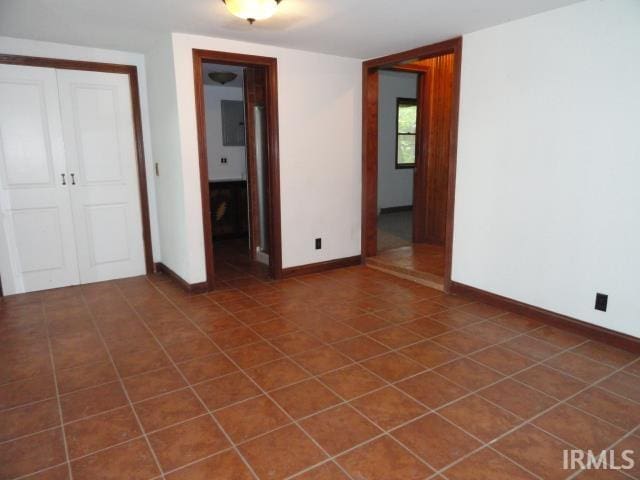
[0,0,584,59]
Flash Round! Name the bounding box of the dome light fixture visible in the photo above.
[222,0,282,24]
[209,72,238,85]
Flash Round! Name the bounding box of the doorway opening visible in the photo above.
[193,50,282,288]
[362,38,462,291]
[376,73,418,253]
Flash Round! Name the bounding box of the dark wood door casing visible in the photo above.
[362,67,379,259]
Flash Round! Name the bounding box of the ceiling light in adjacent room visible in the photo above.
[209,72,238,84]
[222,0,282,24]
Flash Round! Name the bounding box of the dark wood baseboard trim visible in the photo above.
[450,281,640,354]
[281,255,362,279]
[380,205,413,214]
[155,263,208,294]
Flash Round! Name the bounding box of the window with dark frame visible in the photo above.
[395,97,417,169]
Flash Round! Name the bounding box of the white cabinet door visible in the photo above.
[56,69,145,284]
[0,64,80,294]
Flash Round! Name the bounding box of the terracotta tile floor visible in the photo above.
[1,265,639,479]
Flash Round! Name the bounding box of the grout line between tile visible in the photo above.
[112,281,263,480]
[145,281,361,480]
[76,291,167,480]
[2,267,639,480]
[425,343,640,479]
[41,300,74,480]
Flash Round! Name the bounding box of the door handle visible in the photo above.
[61,173,66,186]
[70,173,76,185]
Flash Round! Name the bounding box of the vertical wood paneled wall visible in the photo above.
[412,54,454,245]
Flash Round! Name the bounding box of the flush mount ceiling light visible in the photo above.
[222,0,282,24]
[209,72,238,84]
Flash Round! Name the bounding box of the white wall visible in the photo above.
[204,85,246,181]
[377,70,417,210]
[167,33,362,282]
[0,36,162,262]
[145,36,189,279]
[454,0,640,338]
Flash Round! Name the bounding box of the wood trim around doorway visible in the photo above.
[361,37,463,291]
[192,49,283,289]
[0,53,156,283]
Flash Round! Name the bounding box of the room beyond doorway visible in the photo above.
[376,70,418,254]
[362,38,462,291]
[193,49,282,290]
[377,209,413,252]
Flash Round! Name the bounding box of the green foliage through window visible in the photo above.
[396,98,417,168]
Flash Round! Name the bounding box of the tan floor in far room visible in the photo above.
[1,264,639,480]
[368,244,446,291]
[377,210,413,252]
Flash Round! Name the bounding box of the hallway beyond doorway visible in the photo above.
[213,239,269,283]
[377,210,412,252]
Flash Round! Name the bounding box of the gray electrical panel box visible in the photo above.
[221,100,246,146]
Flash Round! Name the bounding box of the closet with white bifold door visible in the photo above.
[0,63,147,295]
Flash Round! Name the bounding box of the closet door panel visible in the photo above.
[73,84,123,184]
[56,69,145,284]
[0,64,79,294]
[0,82,53,186]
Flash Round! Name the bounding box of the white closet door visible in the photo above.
[56,69,145,284]
[0,64,80,294]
